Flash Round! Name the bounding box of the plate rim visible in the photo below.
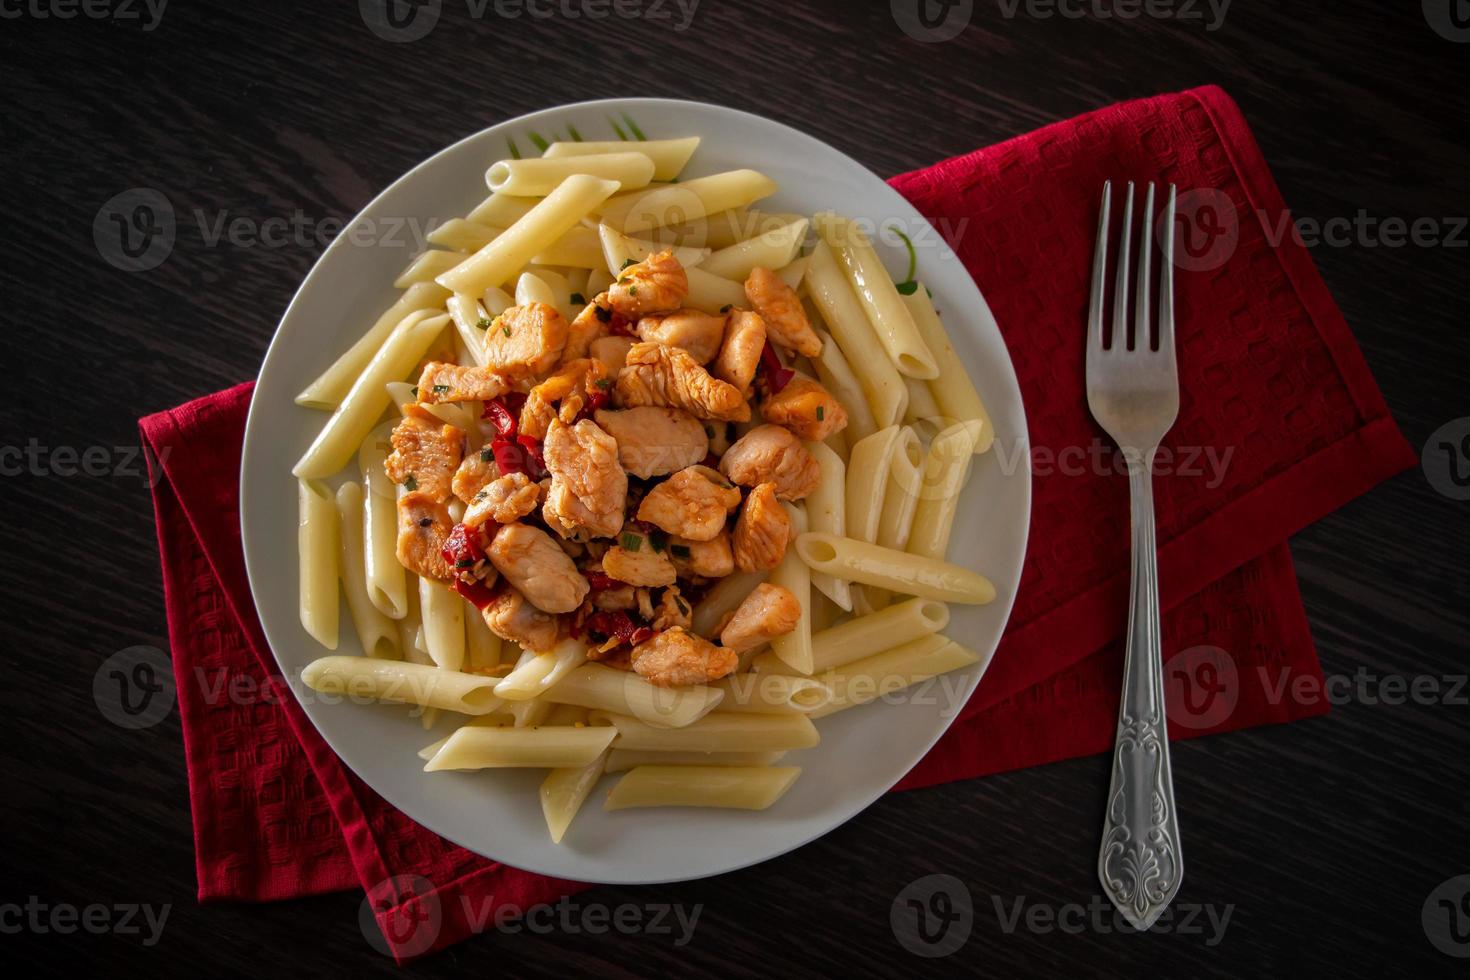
[241,95,1032,885]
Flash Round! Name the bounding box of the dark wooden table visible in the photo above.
[4,1,1467,975]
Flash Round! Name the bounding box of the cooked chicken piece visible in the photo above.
[593,406,708,479]
[719,583,802,654]
[591,583,637,611]
[669,530,735,579]
[451,450,498,505]
[590,335,636,374]
[615,342,750,421]
[486,523,590,614]
[711,308,766,395]
[761,375,849,442]
[395,491,455,581]
[652,586,693,632]
[482,588,559,652]
[463,471,541,528]
[635,587,656,622]
[637,309,726,364]
[636,465,742,541]
[607,250,689,318]
[719,424,821,500]
[565,292,612,362]
[745,266,821,356]
[385,407,464,501]
[601,543,677,587]
[416,361,510,404]
[732,483,790,571]
[541,419,627,540]
[519,358,610,441]
[482,302,568,381]
[631,626,738,687]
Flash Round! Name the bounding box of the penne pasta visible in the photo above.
[902,283,995,453]
[295,281,449,410]
[683,265,748,314]
[707,672,832,714]
[293,310,449,479]
[845,425,901,544]
[530,224,605,269]
[604,749,786,774]
[396,572,432,665]
[876,427,923,554]
[592,711,820,753]
[463,598,502,670]
[417,712,514,761]
[543,137,700,181]
[424,725,617,771]
[394,249,465,287]
[809,325,877,447]
[486,151,656,196]
[809,637,980,719]
[358,423,408,619]
[494,637,588,701]
[768,503,814,675]
[806,241,908,427]
[446,292,490,366]
[543,662,724,728]
[437,174,620,295]
[604,765,801,811]
[334,482,400,659]
[418,577,465,671]
[776,254,810,291]
[908,420,984,560]
[427,218,502,253]
[511,695,554,729]
[540,747,611,843]
[813,213,938,379]
[753,597,950,674]
[803,441,852,611]
[698,217,809,281]
[298,478,340,650]
[601,170,778,234]
[301,656,505,714]
[596,223,711,274]
[466,192,539,228]
[903,375,943,430]
[514,270,559,308]
[794,533,997,605]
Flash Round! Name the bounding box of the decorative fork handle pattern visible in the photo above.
[1098,458,1183,930]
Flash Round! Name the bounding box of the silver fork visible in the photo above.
[1087,181,1183,931]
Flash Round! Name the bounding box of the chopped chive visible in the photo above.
[410,385,419,396]
[719,304,732,313]
[456,558,474,568]
[895,281,919,295]
[620,257,638,270]
[507,137,522,160]
[628,285,637,296]
[570,292,586,305]
[622,113,647,141]
[926,285,933,298]
[815,405,824,421]
[567,124,584,142]
[481,448,493,462]
[594,305,612,323]
[433,384,450,394]
[527,129,550,152]
[650,529,669,552]
[670,544,691,559]
[594,378,612,390]
[621,531,642,551]
[404,474,418,491]
[503,325,512,336]
[475,317,492,330]
[609,116,629,141]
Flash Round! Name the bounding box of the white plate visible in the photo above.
[241,98,1030,885]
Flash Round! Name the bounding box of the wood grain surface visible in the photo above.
[2,0,1467,975]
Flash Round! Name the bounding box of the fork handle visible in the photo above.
[1098,458,1183,930]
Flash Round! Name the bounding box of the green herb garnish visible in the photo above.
[594,378,612,390]
[621,531,643,552]
[456,558,474,568]
[527,129,550,153]
[622,113,647,141]
[481,448,493,462]
[502,325,512,337]
[476,317,493,330]
[404,474,418,491]
[890,226,919,295]
[567,124,584,142]
[620,258,637,270]
[609,116,629,141]
[719,304,732,313]
[433,384,450,394]
[650,530,669,552]
[507,137,522,160]
[570,292,586,305]
[628,285,637,296]
[670,544,691,559]
[594,306,612,323]
[815,405,824,421]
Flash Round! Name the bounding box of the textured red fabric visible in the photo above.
[138,84,1413,961]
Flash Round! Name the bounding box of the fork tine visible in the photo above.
[1158,184,1177,360]
[1112,182,1134,350]
[1134,182,1155,351]
[1088,181,1112,353]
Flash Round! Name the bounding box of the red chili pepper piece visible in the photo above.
[440,522,486,570]
[584,610,655,646]
[482,392,527,438]
[516,434,547,478]
[452,576,500,611]
[584,572,620,592]
[608,313,636,338]
[759,341,795,394]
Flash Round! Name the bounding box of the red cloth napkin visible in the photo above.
[139,84,1414,961]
